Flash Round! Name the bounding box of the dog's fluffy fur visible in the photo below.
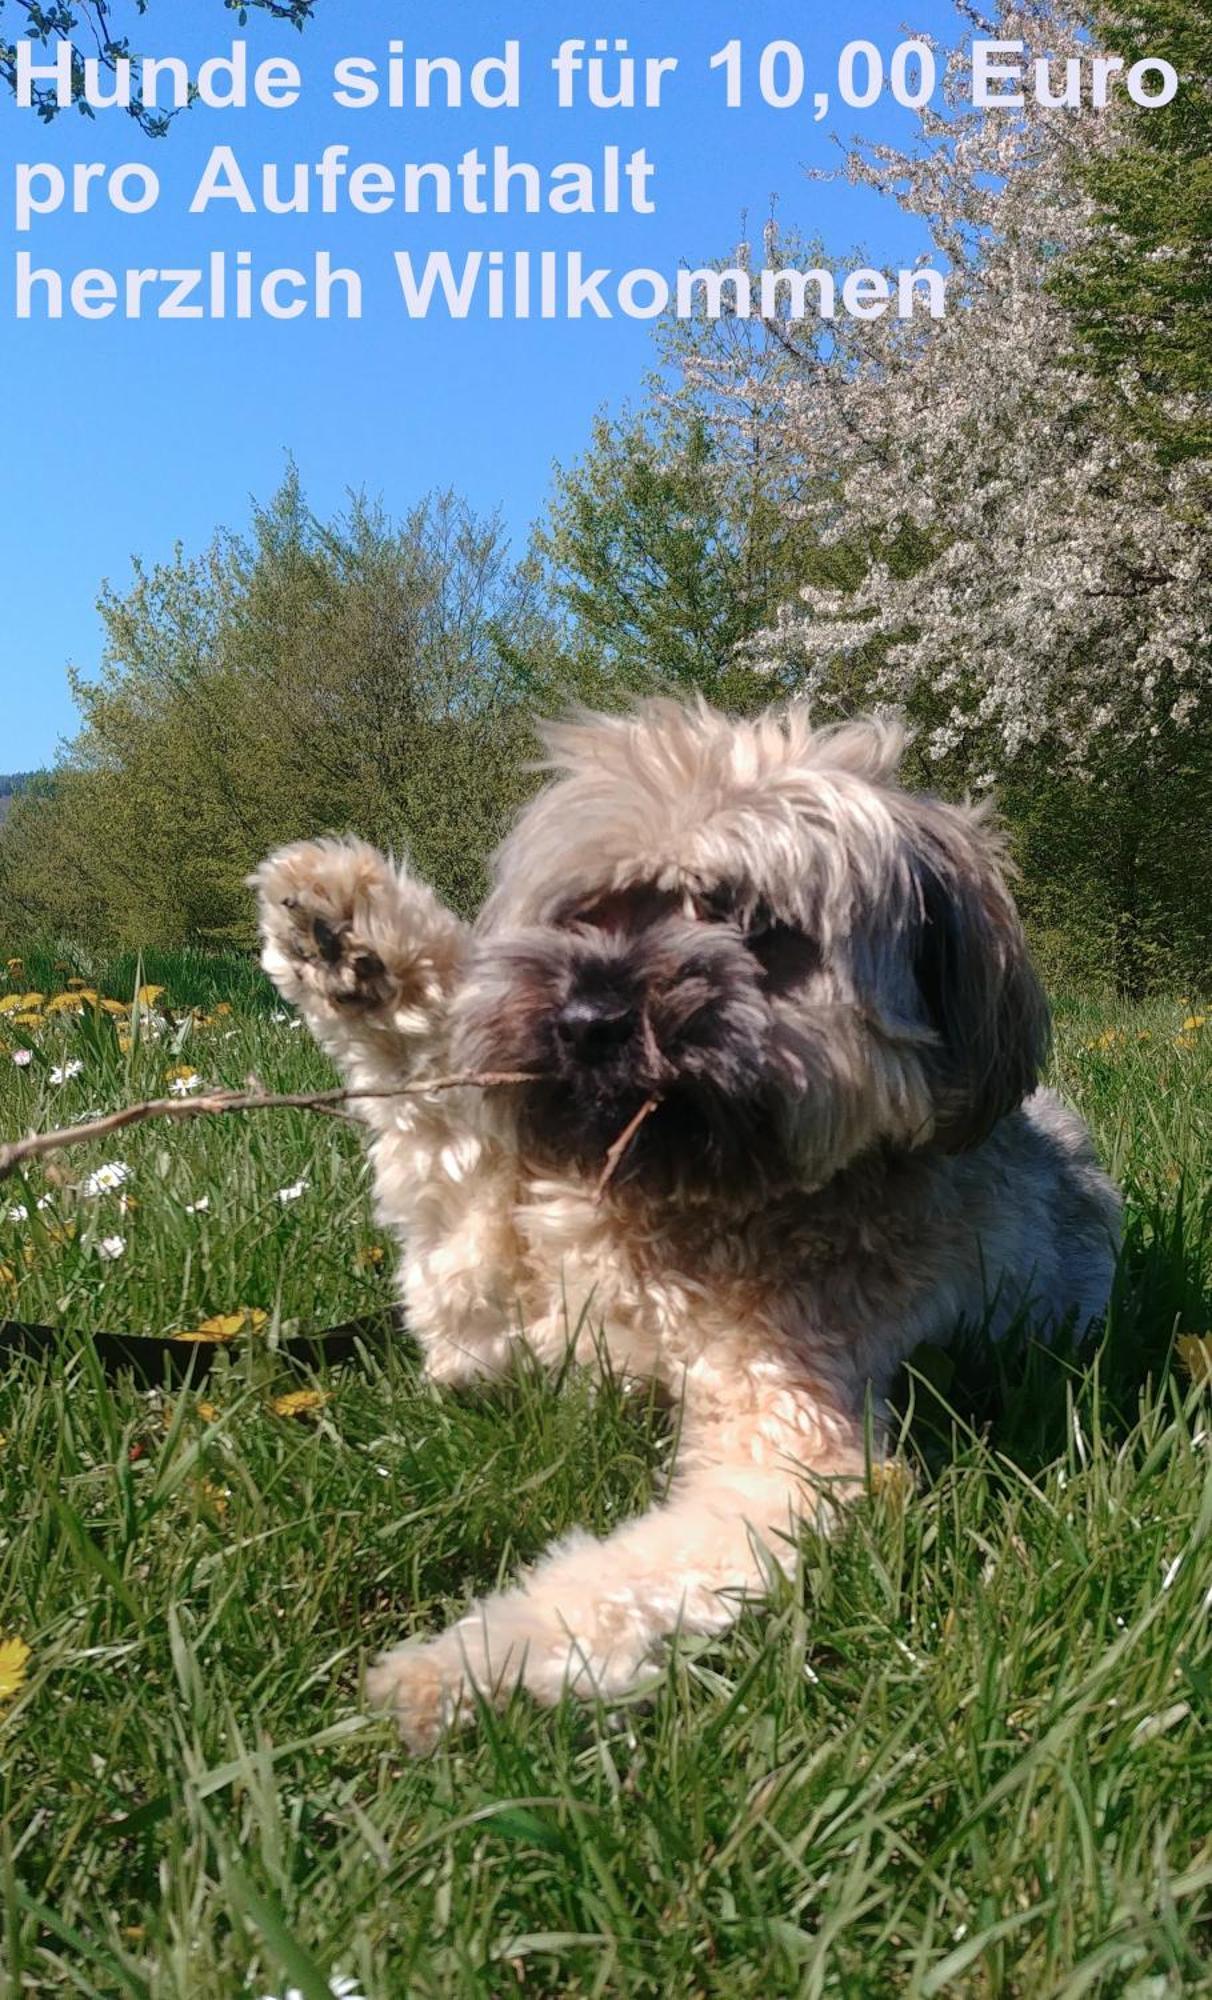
[252,700,1121,1751]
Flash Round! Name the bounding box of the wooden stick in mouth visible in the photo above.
[594,1093,662,1204]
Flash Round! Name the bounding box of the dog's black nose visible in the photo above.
[556,995,636,1063]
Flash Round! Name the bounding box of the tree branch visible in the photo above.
[0,1073,537,1183]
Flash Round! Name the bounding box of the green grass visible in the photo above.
[0,954,1209,1997]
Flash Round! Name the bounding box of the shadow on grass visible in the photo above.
[895,1180,1211,1479]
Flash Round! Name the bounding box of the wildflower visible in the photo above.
[276,1180,309,1204]
[49,1060,85,1085]
[0,1636,31,1706]
[80,1162,132,1197]
[10,1050,32,1068]
[168,1073,204,1097]
[184,1195,211,1214]
[1176,1334,1212,1386]
[270,1389,331,1419]
[45,993,84,1015]
[5,957,23,977]
[1182,1015,1205,1032]
[0,1263,15,1288]
[0,993,43,1015]
[96,1235,126,1261]
[214,1003,232,1017]
[355,1244,385,1269]
[136,984,166,1007]
[178,1307,267,1344]
[198,1477,230,1516]
[5,1204,27,1222]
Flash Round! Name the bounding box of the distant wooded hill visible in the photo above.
[0,774,38,825]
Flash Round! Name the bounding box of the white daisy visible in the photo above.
[49,1060,84,1085]
[275,1180,309,1204]
[81,1162,132,1197]
[184,1195,211,1214]
[168,1074,203,1096]
[96,1235,126,1261]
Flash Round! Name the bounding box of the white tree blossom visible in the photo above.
[705,1,1211,774]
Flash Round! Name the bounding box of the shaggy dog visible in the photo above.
[252,701,1121,1751]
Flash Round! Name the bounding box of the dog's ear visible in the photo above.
[903,799,1050,1152]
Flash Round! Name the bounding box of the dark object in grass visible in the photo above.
[0,1310,398,1385]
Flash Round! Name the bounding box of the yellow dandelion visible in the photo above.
[269,1388,330,1419]
[178,1313,243,1345]
[11,1014,41,1030]
[1182,1015,1205,1033]
[99,998,129,1017]
[177,1307,267,1344]
[5,958,24,977]
[0,1263,16,1288]
[213,1002,232,1017]
[198,1477,230,1516]
[1176,1334,1212,1386]
[868,1459,915,1504]
[197,1400,219,1423]
[164,1063,199,1083]
[0,994,43,1016]
[0,1636,31,1706]
[44,993,83,1015]
[355,1244,385,1269]
[117,1032,132,1053]
[136,984,166,1007]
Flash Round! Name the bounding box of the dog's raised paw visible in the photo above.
[251,837,460,1025]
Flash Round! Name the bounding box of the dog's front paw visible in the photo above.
[365,1636,477,1755]
[250,837,462,1028]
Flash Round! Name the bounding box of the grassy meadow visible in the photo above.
[0,947,1209,1997]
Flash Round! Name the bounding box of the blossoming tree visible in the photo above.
[712,0,1210,985]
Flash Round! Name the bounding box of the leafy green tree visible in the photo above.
[1056,0,1212,461]
[0,473,553,944]
[2,1,319,133]
[536,232,860,710]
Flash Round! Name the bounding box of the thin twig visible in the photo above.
[595,1094,662,1204]
[0,1074,538,1185]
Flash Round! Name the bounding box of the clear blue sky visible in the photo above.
[0,0,958,770]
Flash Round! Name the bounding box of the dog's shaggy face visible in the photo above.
[452,702,1050,1201]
